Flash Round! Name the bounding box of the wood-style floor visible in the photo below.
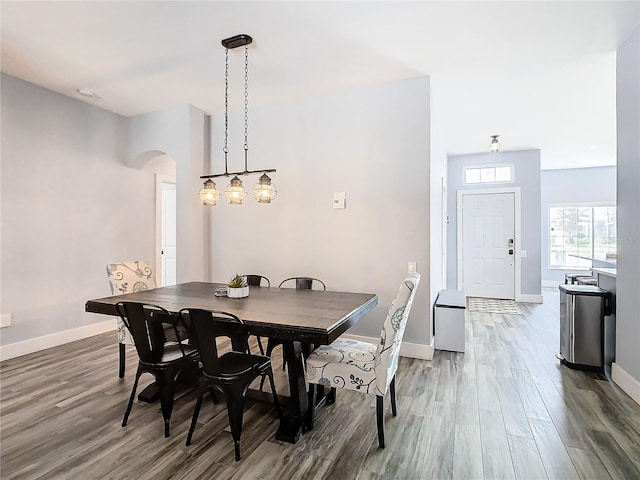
[1,288,639,479]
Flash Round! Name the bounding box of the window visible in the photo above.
[464,164,514,185]
[549,205,616,269]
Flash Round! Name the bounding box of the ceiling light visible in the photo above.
[199,34,277,206]
[76,88,98,99]
[490,135,500,153]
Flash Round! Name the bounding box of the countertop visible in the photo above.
[569,253,617,266]
[592,267,617,278]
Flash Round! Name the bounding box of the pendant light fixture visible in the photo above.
[199,34,277,206]
[198,179,220,206]
[490,134,500,153]
[253,173,278,203]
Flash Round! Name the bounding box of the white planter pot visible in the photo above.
[227,286,249,298]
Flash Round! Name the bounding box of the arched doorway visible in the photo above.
[138,151,177,286]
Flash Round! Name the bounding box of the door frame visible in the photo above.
[456,187,522,301]
[155,173,176,286]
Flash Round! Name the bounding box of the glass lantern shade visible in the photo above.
[225,176,246,205]
[252,173,277,203]
[198,179,220,206]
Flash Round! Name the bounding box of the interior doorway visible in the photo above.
[156,175,177,286]
[458,189,518,299]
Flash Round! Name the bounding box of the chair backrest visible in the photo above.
[107,261,157,295]
[180,308,245,376]
[116,302,185,363]
[278,277,326,291]
[374,272,421,395]
[244,275,271,287]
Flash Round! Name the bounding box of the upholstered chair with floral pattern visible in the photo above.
[106,261,157,378]
[305,272,420,448]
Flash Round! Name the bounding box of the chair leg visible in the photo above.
[259,339,279,391]
[307,383,317,431]
[157,368,177,438]
[390,375,397,417]
[256,336,265,355]
[376,395,385,448]
[208,387,219,404]
[266,368,283,420]
[225,387,246,461]
[327,387,336,405]
[186,389,205,446]
[266,338,286,370]
[118,343,126,378]
[122,367,141,427]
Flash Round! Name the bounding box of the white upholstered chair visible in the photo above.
[106,261,157,378]
[305,272,420,448]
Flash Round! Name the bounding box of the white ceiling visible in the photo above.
[1,1,638,169]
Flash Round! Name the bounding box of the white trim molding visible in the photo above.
[342,334,434,360]
[0,320,115,362]
[611,362,640,406]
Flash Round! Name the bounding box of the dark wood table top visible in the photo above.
[86,281,378,345]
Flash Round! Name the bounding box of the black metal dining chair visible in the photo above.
[278,277,326,291]
[107,261,157,378]
[244,274,271,288]
[115,301,199,438]
[259,277,327,390]
[242,275,271,355]
[180,308,282,462]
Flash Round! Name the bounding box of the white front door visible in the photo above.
[461,192,515,299]
[161,182,177,286]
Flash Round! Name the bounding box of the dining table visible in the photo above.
[85,281,378,443]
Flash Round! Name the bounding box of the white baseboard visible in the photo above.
[0,320,115,362]
[342,334,434,360]
[1,323,438,363]
[542,280,562,288]
[516,293,543,303]
[612,362,640,406]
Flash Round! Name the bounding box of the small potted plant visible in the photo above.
[227,274,249,298]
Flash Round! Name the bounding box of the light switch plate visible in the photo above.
[521,250,527,258]
[408,262,417,273]
[333,192,346,209]
[0,313,12,328]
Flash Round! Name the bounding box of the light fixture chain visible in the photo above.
[244,45,249,152]
[224,47,229,173]
[224,48,229,152]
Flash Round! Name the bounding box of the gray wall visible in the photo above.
[615,27,640,385]
[540,166,616,283]
[0,74,155,344]
[0,74,437,353]
[127,105,209,283]
[447,150,542,297]
[207,77,434,346]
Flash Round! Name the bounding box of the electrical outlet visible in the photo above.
[0,313,12,328]
[408,262,417,273]
[333,192,346,209]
